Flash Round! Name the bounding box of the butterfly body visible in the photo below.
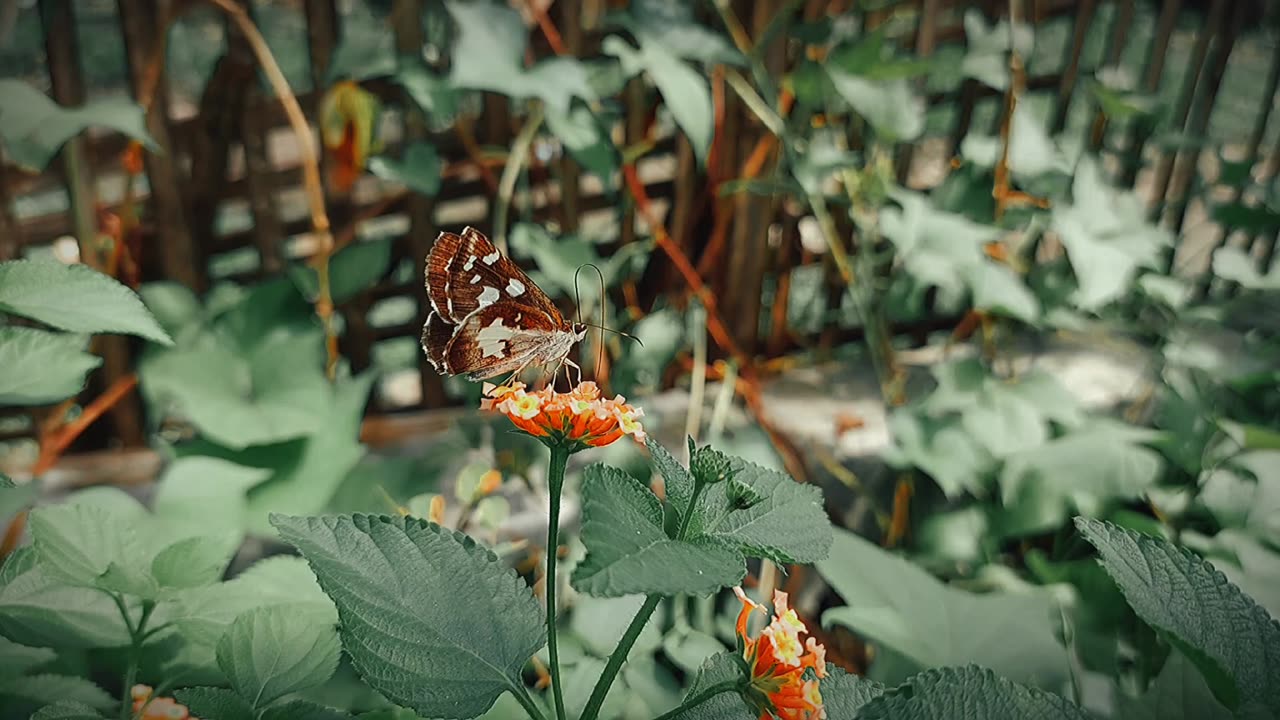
[422,227,586,380]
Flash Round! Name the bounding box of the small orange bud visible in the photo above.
[121,142,145,175]
[478,469,502,497]
[428,494,446,524]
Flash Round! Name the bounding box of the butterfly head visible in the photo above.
[571,322,588,341]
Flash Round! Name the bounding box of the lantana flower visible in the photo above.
[733,587,827,720]
[482,381,645,451]
[132,684,198,720]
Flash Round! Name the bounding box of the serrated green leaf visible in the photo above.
[271,513,545,719]
[664,651,751,720]
[694,456,832,565]
[0,566,130,648]
[647,437,694,522]
[0,260,171,344]
[605,34,712,164]
[173,687,255,720]
[0,673,113,710]
[217,604,341,709]
[572,464,745,597]
[856,665,1092,719]
[28,701,105,720]
[0,327,102,406]
[0,79,157,171]
[818,528,1067,687]
[150,535,237,590]
[1077,518,1280,716]
[822,665,887,716]
[151,456,272,538]
[29,498,157,595]
[369,143,442,198]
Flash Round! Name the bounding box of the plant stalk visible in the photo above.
[544,444,570,720]
[578,594,663,720]
[652,680,743,720]
[119,599,155,720]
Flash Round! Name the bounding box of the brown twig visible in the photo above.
[206,0,339,379]
[527,0,568,56]
[33,374,139,476]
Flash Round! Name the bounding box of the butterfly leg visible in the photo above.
[563,358,583,386]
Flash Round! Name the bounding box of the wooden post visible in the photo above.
[117,0,204,291]
[0,153,21,261]
[39,0,95,252]
[1048,0,1097,133]
[233,1,285,275]
[1120,0,1181,187]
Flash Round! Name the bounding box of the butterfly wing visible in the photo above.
[426,226,563,324]
[444,304,581,380]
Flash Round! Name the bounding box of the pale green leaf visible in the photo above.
[0,635,55,679]
[271,513,545,719]
[883,411,992,498]
[0,260,171,344]
[290,238,395,305]
[29,497,156,595]
[961,10,1034,90]
[571,463,745,597]
[646,436,694,523]
[664,652,751,720]
[0,674,113,711]
[820,666,887,717]
[0,566,131,648]
[0,80,157,171]
[1213,247,1280,291]
[369,143,442,197]
[1077,518,1280,716]
[543,103,620,183]
[818,528,1068,687]
[856,665,1092,719]
[1200,451,1280,546]
[1118,651,1232,720]
[0,327,101,405]
[826,72,924,143]
[1000,423,1163,511]
[217,605,341,709]
[605,34,712,164]
[150,535,237,590]
[152,456,272,537]
[260,700,354,720]
[694,456,832,565]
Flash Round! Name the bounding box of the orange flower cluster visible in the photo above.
[131,684,198,720]
[734,587,827,720]
[482,381,645,449]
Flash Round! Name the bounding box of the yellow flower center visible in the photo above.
[512,394,541,419]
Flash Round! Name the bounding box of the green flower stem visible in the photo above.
[544,444,571,720]
[579,594,662,720]
[117,598,155,720]
[652,680,743,720]
[513,684,550,720]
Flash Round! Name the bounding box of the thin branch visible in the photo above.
[33,373,138,476]
[494,103,546,252]
[205,0,339,379]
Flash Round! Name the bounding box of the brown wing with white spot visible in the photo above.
[444,304,578,380]
[425,226,563,324]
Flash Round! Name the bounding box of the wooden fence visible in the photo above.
[0,0,1277,453]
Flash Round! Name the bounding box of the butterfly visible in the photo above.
[422,226,587,381]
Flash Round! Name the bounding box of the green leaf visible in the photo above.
[0,674,113,711]
[818,528,1067,687]
[0,566,130,648]
[0,636,55,679]
[140,329,331,449]
[150,535,238,590]
[692,456,832,565]
[617,1,743,66]
[29,701,106,720]
[664,652,751,720]
[856,665,1092,719]
[0,327,101,406]
[1076,518,1280,716]
[1052,158,1171,310]
[290,238,395,305]
[1211,202,1280,235]
[152,457,272,540]
[1213,247,1280,291]
[605,34,712,164]
[0,79,157,171]
[571,464,745,597]
[395,67,459,125]
[960,9,1033,90]
[445,1,593,112]
[0,474,38,523]
[369,143,442,197]
[647,436,695,523]
[0,260,171,344]
[1200,451,1280,546]
[544,103,620,183]
[884,412,992,497]
[826,71,924,143]
[1000,422,1163,514]
[260,700,355,720]
[29,495,156,595]
[217,605,341,709]
[820,665,887,716]
[1118,651,1232,720]
[271,513,545,719]
[173,687,255,720]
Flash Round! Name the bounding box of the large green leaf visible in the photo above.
[571,464,745,597]
[1051,159,1171,310]
[960,9,1033,90]
[1077,518,1280,716]
[1200,451,1280,547]
[151,457,272,540]
[261,700,355,720]
[826,71,924,143]
[818,528,1067,687]
[28,702,106,720]
[646,436,695,524]
[543,103,621,183]
[0,79,157,171]
[0,327,101,406]
[445,1,593,113]
[615,1,743,66]
[140,329,330,449]
[855,665,1092,719]
[664,652,751,720]
[0,674,113,712]
[1118,651,1232,720]
[0,260,171,344]
[173,687,255,720]
[290,238,395,305]
[605,34,712,165]
[884,412,992,498]
[1213,246,1280,291]
[217,605,341,709]
[272,513,545,719]
[369,143,442,198]
[820,666,887,717]
[0,636,55,679]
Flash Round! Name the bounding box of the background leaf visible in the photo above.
[0,328,101,406]
[0,260,172,344]
[216,605,341,709]
[0,79,157,171]
[855,665,1092,719]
